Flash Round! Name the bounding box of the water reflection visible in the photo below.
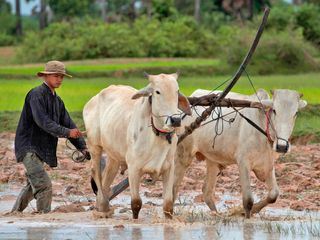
[26,228,53,240]
[163,226,180,240]
[132,227,142,240]
[243,222,254,240]
[0,220,318,240]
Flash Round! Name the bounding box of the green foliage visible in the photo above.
[0,12,16,35]
[16,17,221,62]
[153,0,178,20]
[218,26,319,75]
[48,0,95,20]
[0,0,11,13]
[295,3,320,46]
[22,16,39,32]
[0,32,15,46]
[10,2,320,71]
[202,11,231,32]
[265,3,295,31]
[0,0,15,43]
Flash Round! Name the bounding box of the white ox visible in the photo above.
[83,73,191,219]
[174,89,307,218]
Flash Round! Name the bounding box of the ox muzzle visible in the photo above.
[275,138,290,153]
[169,116,181,127]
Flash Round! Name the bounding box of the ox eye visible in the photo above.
[273,109,276,115]
[156,90,161,95]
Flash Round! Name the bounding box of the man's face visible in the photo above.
[44,74,64,89]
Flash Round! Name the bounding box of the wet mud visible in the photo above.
[0,132,319,239]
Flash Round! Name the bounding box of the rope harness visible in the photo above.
[235,107,274,144]
[185,67,291,149]
[150,117,175,144]
[148,96,176,144]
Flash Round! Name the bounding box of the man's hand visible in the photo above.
[69,128,82,138]
[81,149,91,160]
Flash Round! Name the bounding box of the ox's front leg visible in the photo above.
[162,163,175,219]
[251,168,279,214]
[202,160,220,212]
[128,166,142,219]
[238,160,254,218]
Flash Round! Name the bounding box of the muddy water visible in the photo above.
[1,184,320,240]
[1,219,320,240]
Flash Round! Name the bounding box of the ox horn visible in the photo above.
[270,89,274,95]
[143,71,149,79]
[299,93,304,98]
[171,72,179,80]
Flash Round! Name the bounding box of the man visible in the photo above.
[12,60,91,213]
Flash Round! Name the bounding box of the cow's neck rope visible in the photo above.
[231,107,275,144]
[265,108,274,143]
[148,96,175,144]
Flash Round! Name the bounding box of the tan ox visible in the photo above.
[174,89,307,218]
[83,73,191,219]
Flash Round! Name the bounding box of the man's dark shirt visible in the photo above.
[15,83,86,167]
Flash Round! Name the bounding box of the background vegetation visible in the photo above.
[0,1,320,74]
[0,0,319,142]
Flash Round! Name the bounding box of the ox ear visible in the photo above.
[178,92,192,116]
[299,100,307,109]
[261,99,273,109]
[132,86,154,99]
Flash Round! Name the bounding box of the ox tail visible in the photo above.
[91,156,106,195]
[91,177,98,195]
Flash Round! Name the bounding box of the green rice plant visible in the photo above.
[1,73,319,111]
[0,73,319,140]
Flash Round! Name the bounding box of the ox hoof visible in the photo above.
[92,208,114,219]
[131,199,142,220]
[163,200,173,219]
[164,211,173,219]
[227,205,245,217]
[245,211,251,219]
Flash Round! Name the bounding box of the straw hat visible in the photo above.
[37,60,72,78]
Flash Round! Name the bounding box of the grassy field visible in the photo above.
[0,54,319,140]
[0,73,319,111]
[0,58,226,79]
[0,72,319,140]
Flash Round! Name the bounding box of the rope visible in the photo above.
[243,68,278,139]
[65,139,87,163]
